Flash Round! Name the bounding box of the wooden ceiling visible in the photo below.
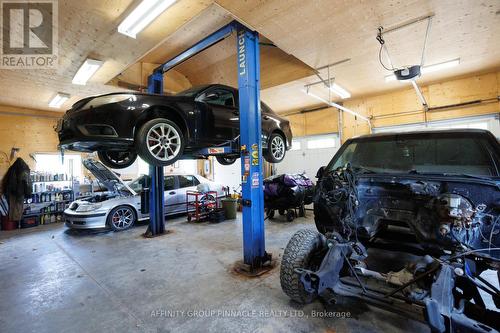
[0,0,499,113]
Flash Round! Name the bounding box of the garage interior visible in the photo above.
[0,1,500,332]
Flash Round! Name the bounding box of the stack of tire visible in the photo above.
[264,173,315,221]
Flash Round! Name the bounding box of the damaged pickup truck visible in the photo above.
[280,129,500,332]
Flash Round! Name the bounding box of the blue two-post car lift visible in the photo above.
[145,21,271,272]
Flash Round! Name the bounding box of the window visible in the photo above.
[261,102,276,114]
[164,176,175,191]
[307,137,337,149]
[35,153,82,181]
[128,175,148,192]
[203,89,235,107]
[178,175,199,188]
[328,134,499,176]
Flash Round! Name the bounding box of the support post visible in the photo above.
[236,25,269,269]
[145,70,166,237]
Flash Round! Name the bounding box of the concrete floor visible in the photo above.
[0,213,430,333]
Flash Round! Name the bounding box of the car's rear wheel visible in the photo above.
[264,132,286,163]
[216,155,237,165]
[136,118,185,166]
[98,150,137,169]
[108,206,136,231]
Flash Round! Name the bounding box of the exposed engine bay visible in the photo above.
[286,166,500,332]
[314,166,500,255]
[77,191,123,203]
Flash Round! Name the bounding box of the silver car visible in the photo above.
[65,159,226,231]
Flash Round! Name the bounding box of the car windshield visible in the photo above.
[327,133,500,177]
[128,175,148,193]
[175,85,210,97]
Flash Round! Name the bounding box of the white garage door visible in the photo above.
[275,134,340,180]
[213,158,242,192]
[373,114,500,137]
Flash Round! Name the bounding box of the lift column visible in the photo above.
[145,71,166,236]
[236,25,269,269]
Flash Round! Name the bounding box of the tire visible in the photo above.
[266,209,275,219]
[286,209,295,222]
[264,132,286,163]
[107,205,136,231]
[216,155,237,165]
[136,118,185,166]
[280,229,327,304]
[98,150,137,169]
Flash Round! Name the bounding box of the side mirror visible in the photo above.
[316,166,326,179]
[205,92,219,101]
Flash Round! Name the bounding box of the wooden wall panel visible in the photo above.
[287,113,306,137]
[427,73,498,106]
[0,106,63,181]
[304,108,338,136]
[335,70,500,141]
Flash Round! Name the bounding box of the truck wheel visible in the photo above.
[264,133,286,163]
[136,118,185,166]
[280,229,326,304]
[98,150,137,169]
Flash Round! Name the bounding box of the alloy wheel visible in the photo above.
[271,135,285,160]
[111,207,134,230]
[146,122,182,161]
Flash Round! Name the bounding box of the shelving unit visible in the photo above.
[21,173,75,228]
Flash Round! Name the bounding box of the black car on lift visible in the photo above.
[57,84,293,168]
[280,129,500,332]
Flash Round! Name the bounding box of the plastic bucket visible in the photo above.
[1,216,18,231]
[221,198,238,219]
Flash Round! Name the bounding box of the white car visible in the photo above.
[65,159,226,231]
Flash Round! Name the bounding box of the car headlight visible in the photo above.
[76,203,102,212]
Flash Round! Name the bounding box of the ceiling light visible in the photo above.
[72,59,103,85]
[303,89,370,122]
[118,0,177,38]
[385,58,460,83]
[421,58,460,74]
[49,93,70,108]
[329,83,351,99]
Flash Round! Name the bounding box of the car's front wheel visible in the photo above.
[264,132,286,163]
[108,206,136,231]
[98,150,137,169]
[280,229,327,304]
[136,118,185,166]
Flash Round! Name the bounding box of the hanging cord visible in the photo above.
[376,26,395,71]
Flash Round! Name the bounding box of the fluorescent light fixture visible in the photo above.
[118,0,177,38]
[329,83,351,99]
[421,58,460,74]
[49,93,70,108]
[72,59,103,85]
[303,89,370,123]
[385,58,460,82]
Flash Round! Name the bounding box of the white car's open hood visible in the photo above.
[82,159,136,195]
